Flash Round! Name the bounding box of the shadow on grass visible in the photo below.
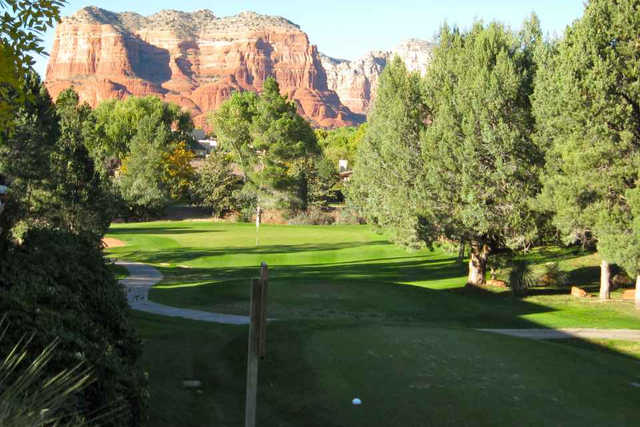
[567,266,601,286]
[145,260,567,329]
[111,241,389,264]
[125,239,640,426]
[109,227,222,235]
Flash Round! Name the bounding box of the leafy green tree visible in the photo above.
[0,0,64,131]
[250,78,319,211]
[210,91,258,181]
[307,155,340,208]
[421,20,543,286]
[316,124,365,167]
[85,96,196,217]
[191,151,242,217]
[210,78,320,214]
[162,141,196,200]
[117,117,173,217]
[0,0,64,71]
[89,96,194,177]
[534,0,640,302]
[348,57,429,247]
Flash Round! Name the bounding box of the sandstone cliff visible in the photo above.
[45,7,362,128]
[320,39,435,115]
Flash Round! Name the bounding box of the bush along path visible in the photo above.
[117,261,249,325]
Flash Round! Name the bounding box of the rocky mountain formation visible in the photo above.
[45,7,434,128]
[320,39,434,115]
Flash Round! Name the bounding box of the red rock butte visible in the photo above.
[45,7,365,128]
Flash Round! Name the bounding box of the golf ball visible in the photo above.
[352,398,362,405]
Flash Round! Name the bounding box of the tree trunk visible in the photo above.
[467,241,490,287]
[457,241,466,264]
[599,259,611,300]
[636,275,640,310]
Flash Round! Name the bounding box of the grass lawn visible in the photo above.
[107,221,640,426]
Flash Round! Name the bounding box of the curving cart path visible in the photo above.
[478,328,640,341]
[117,261,249,325]
[117,262,639,338]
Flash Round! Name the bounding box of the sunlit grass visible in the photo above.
[108,221,640,426]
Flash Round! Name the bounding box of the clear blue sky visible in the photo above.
[35,0,586,76]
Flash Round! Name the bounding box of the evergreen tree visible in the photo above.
[190,151,242,217]
[421,20,543,286]
[210,78,319,214]
[50,88,114,239]
[533,0,640,303]
[0,73,59,240]
[348,57,429,247]
[250,78,319,212]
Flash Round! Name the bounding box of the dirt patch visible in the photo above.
[102,237,126,248]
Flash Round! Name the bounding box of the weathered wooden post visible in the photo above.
[245,262,268,427]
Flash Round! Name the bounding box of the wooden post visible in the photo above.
[259,262,268,358]
[245,263,268,427]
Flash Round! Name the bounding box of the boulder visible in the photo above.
[571,286,590,298]
[622,289,636,300]
[539,273,555,287]
[486,279,507,288]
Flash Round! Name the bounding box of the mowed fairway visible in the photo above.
[107,221,640,426]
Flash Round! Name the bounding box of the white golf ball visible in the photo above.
[352,398,362,405]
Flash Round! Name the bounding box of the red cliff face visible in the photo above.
[45,7,363,128]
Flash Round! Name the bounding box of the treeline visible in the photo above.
[0,75,148,422]
[206,77,364,223]
[348,1,640,306]
[1,2,148,424]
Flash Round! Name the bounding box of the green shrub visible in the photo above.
[538,262,569,287]
[508,261,536,297]
[190,152,242,217]
[287,208,335,225]
[0,229,147,426]
[0,320,92,426]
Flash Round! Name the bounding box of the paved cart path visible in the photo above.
[478,328,640,341]
[117,261,638,337]
[117,261,249,325]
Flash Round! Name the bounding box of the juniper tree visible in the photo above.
[534,0,640,303]
[421,20,543,286]
[50,89,114,238]
[348,57,430,247]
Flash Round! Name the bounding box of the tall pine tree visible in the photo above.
[421,20,543,286]
[348,57,430,247]
[534,0,640,304]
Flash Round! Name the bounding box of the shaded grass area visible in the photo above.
[107,221,640,426]
[108,263,129,280]
[134,312,640,427]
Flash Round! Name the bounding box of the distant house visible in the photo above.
[338,159,352,181]
[194,139,218,157]
[191,129,218,157]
